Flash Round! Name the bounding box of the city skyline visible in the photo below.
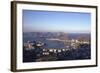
[23,10,91,33]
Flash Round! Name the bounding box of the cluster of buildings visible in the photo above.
[24,41,45,50]
[23,38,90,56]
[42,48,70,55]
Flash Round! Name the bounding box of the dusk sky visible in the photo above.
[22,10,91,33]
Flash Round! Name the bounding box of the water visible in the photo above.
[23,37,67,49]
[23,32,90,49]
[23,32,91,62]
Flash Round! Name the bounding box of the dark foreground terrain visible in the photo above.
[23,44,91,62]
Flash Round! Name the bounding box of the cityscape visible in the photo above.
[23,32,91,62]
[22,10,91,62]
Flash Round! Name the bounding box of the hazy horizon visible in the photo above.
[23,10,91,33]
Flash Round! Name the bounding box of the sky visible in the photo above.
[22,10,91,33]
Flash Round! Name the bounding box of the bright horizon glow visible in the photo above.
[23,10,91,33]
